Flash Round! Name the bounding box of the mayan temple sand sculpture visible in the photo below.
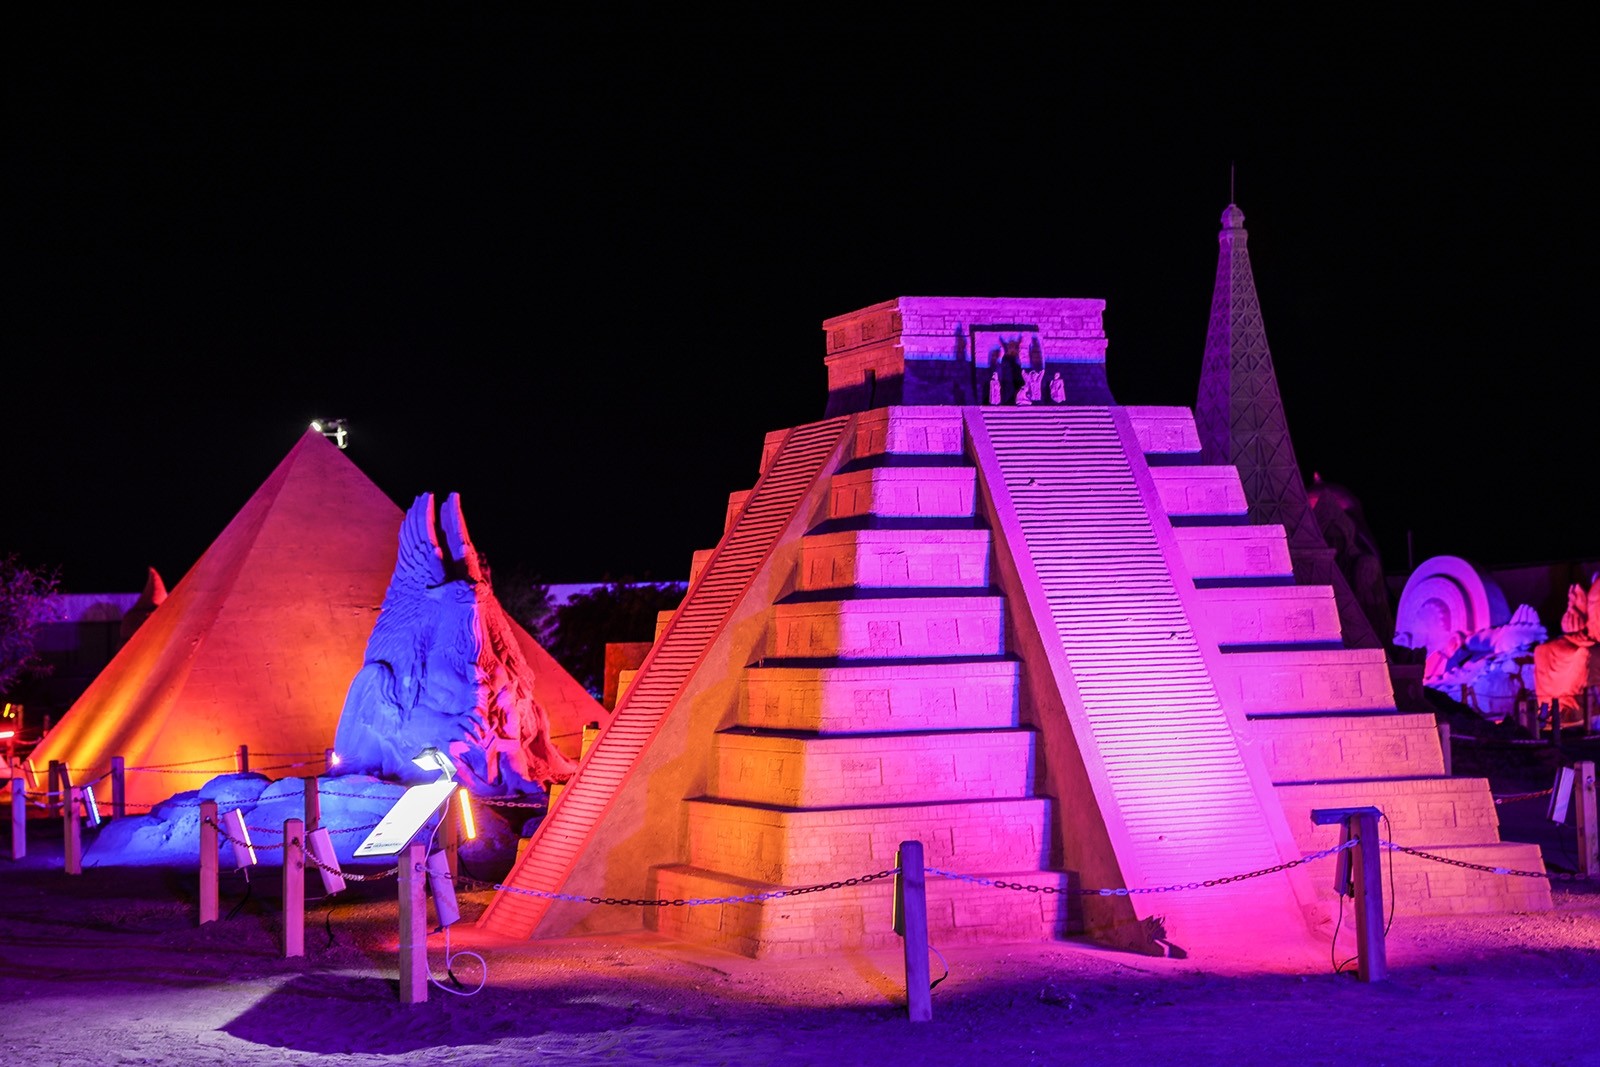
[477,203,1551,966]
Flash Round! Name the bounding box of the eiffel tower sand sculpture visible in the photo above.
[479,204,1551,964]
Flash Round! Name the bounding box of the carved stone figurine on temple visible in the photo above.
[332,491,577,794]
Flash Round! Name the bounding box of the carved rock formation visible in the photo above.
[332,492,577,793]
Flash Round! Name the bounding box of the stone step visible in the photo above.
[740,660,1020,733]
[1248,714,1446,781]
[683,796,1054,883]
[1293,841,1551,915]
[1148,466,1248,518]
[769,594,1005,659]
[1124,405,1202,456]
[852,406,966,460]
[712,728,1037,807]
[651,864,1069,959]
[1276,777,1505,850]
[829,466,976,520]
[1174,525,1293,581]
[1213,648,1398,715]
[1194,585,1343,647]
[800,528,993,591]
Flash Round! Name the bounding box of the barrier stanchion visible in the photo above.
[1577,760,1598,879]
[61,768,82,875]
[1437,722,1452,776]
[9,777,25,860]
[236,745,250,774]
[399,841,428,1004]
[894,840,932,1022]
[47,760,61,819]
[283,818,304,958]
[199,799,219,924]
[111,756,126,818]
[1311,806,1386,982]
[304,777,321,833]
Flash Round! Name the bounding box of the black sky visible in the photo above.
[7,17,1594,593]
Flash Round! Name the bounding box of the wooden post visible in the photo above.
[1311,806,1387,982]
[111,756,126,819]
[304,777,321,833]
[399,841,428,1004]
[1436,722,1451,777]
[1576,760,1598,880]
[236,744,250,774]
[47,760,61,818]
[60,768,81,875]
[64,786,83,874]
[440,790,460,882]
[199,799,219,924]
[9,777,25,860]
[1350,810,1387,982]
[896,840,933,1022]
[283,818,305,958]
[1549,702,1563,747]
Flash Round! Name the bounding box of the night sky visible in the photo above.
[8,17,1593,594]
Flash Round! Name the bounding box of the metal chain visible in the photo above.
[205,817,284,852]
[1380,840,1587,881]
[929,840,1359,897]
[489,868,899,907]
[1493,788,1553,805]
[124,755,240,771]
[301,845,400,882]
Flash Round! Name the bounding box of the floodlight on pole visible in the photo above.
[309,418,349,449]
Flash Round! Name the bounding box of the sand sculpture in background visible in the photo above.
[1534,576,1600,725]
[117,566,167,643]
[332,492,577,793]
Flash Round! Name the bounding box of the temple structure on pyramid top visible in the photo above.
[479,204,1550,964]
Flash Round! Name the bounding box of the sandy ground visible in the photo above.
[3,739,1598,1067]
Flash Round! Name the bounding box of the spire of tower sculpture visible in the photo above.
[1194,202,1383,649]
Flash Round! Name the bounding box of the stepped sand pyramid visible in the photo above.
[29,429,599,812]
[480,207,1550,962]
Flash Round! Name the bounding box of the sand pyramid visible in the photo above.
[29,429,599,812]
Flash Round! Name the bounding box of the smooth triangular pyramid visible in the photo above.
[480,292,1550,965]
[28,429,600,811]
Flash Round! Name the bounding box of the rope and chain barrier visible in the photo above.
[930,839,1359,897]
[488,868,899,907]
[1380,840,1589,882]
[1493,788,1554,805]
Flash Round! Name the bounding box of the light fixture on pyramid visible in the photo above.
[310,418,349,449]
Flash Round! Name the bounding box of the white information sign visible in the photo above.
[354,779,458,858]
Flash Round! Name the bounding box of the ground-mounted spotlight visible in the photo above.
[82,784,101,828]
[1548,766,1576,823]
[219,807,258,869]
[426,849,460,927]
[306,826,346,894]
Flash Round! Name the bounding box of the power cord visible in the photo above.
[928,944,950,991]
[429,924,487,997]
[224,870,253,921]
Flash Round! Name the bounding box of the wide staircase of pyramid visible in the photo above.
[480,285,1550,961]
